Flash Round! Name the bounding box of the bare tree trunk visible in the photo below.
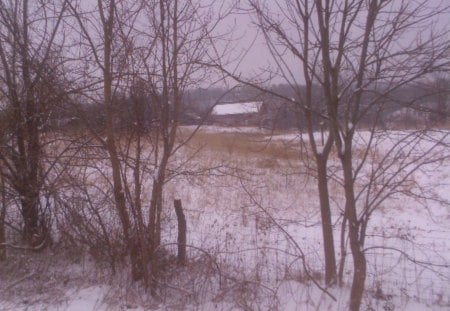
[20,0,42,246]
[174,199,186,265]
[148,169,166,292]
[148,0,181,271]
[341,150,366,311]
[149,175,164,251]
[316,156,337,285]
[100,0,135,278]
[338,214,348,287]
[0,175,6,260]
[131,131,150,284]
[21,194,40,244]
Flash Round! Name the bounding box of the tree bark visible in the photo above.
[21,194,40,244]
[149,175,164,251]
[0,175,6,260]
[338,214,347,287]
[316,156,337,285]
[341,151,366,311]
[174,199,186,265]
[100,0,135,278]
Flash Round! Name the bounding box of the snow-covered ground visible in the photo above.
[1,127,448,310]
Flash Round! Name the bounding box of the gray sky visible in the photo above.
[70,0,449,89]
[218,5,303,86]
[216,0,450,87]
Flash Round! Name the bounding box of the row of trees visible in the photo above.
[0,0,234,287]
[0,0,449,310]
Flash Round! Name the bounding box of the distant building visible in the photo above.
[210,101,263,126]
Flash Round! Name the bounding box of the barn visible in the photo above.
[210,101,263,126]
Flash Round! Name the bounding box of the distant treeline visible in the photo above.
[6,81,445,133]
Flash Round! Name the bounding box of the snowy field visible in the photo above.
[0,127,449,311]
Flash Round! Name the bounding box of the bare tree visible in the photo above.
[137,0,235,285]
[312,0,449,310]
[67,0,234,287]
[221,0,339,286]
[216,1,449,310]
[66,0,144,281]
[0,0,68,246]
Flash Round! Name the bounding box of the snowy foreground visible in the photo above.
[1,127,449,310]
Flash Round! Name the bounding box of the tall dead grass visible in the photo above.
[179,130,307,168]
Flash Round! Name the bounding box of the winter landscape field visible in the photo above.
[1,126,448,311]
[1,0,450,310]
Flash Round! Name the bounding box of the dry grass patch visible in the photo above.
[180,130,306,168]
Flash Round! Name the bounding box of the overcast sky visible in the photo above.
[70,0,449,89]
[217,4,302,86]
[216,0,450,87]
